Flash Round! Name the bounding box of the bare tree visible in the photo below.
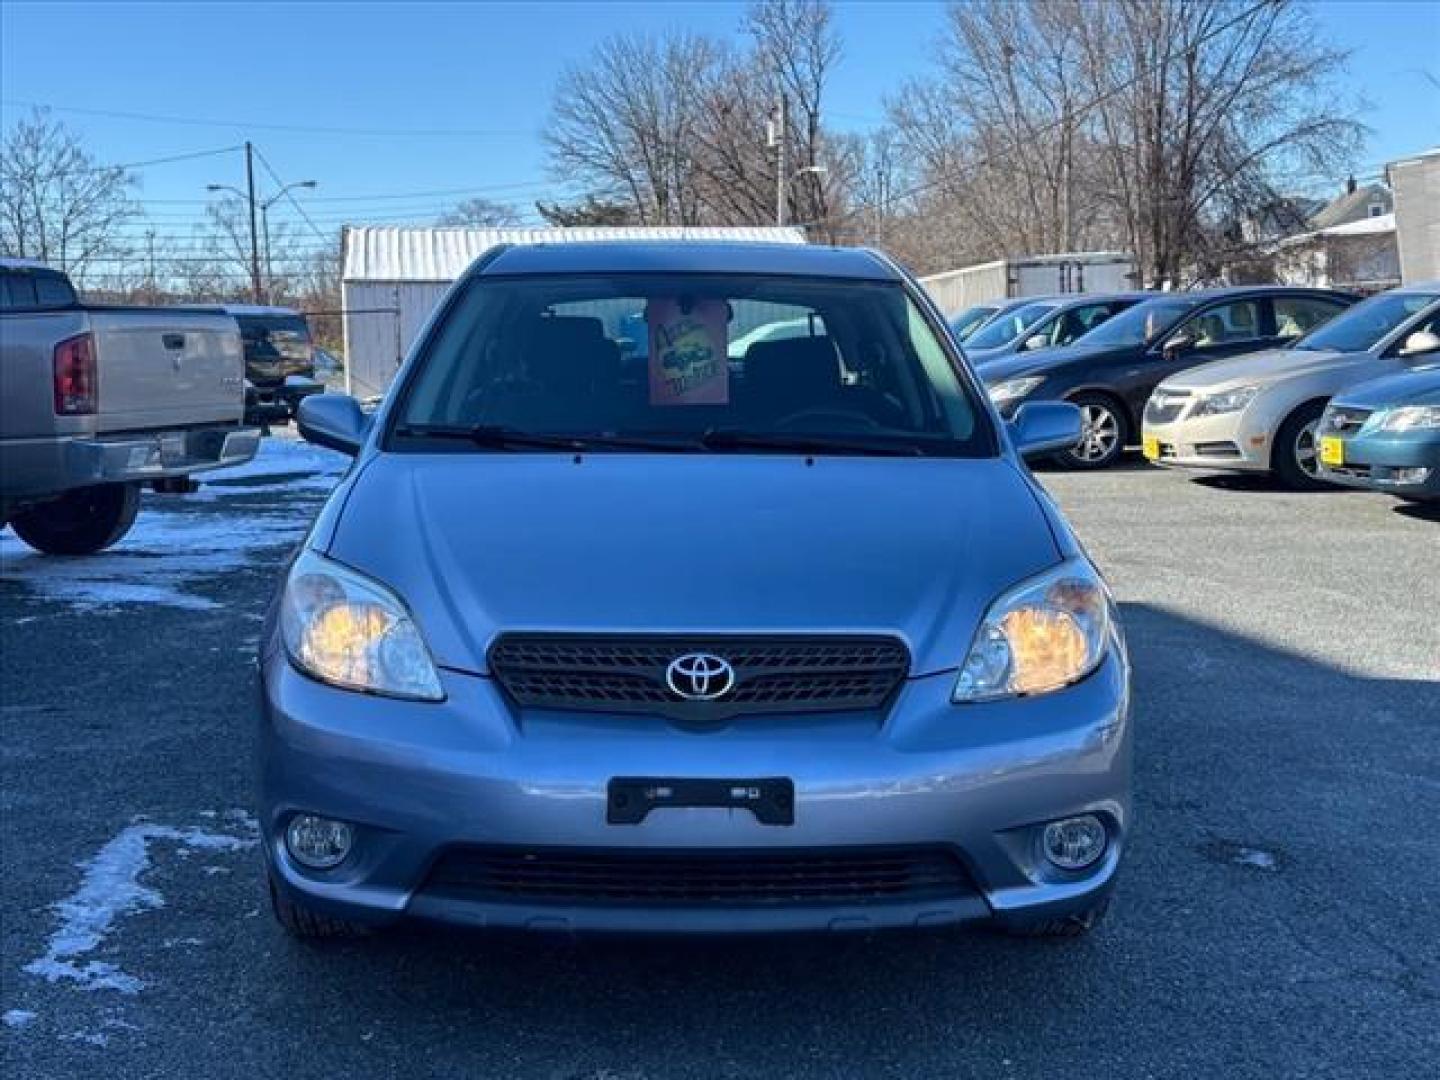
[0,108,139,281]
[892,0,1361,284]
[436,196,521,227]
[535,195,637,227]
[545,32,726,224]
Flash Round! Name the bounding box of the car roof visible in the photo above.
[1139,285,1354,302]
[0,256,59,272]
[476,241,899,282]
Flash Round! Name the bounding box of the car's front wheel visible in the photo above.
[1001,897,1111,938]
[267,874,369,941]
[1273,401,1329,491]
[1055,394,1128,470]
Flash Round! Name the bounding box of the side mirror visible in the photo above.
[1008,400,1083,459]
[1161,331,1195,358]
[296,393,368,456]
[1023,333,1050,352]
[1399,329,1440,358]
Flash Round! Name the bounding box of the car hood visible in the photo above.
[1332,363,1440,409]
[1157,347,1368,392]
[976,342,1114,383]
[325,453,1062,677]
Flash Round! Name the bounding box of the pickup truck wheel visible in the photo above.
[267,874,369,941]
[9,482,141,555]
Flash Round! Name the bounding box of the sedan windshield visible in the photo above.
[964,301,1057,350]
[1077,297,1200,348]
[391,274,988,456]
[949,305,998,341]
[1291,292,1439,353]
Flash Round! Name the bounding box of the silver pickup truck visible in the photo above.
[1,259,259,554]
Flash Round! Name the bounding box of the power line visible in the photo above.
[251,146,332,247]
[0,144,243,178]
[2,98,534,138]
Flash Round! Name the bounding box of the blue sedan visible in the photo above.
[1318,361,1440,501]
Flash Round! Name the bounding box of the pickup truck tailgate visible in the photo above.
[93,311,244,431]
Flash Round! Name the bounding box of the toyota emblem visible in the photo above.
[665,653,736,701]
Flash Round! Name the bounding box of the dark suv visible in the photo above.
[980,286,1357,468]
[223,306,322,424]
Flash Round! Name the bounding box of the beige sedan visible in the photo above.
[1142,285,1440,488]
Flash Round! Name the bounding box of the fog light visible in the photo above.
[285,814,353,869]
[1042,815,1107,870]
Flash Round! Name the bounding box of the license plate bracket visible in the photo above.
[607,777,795,825]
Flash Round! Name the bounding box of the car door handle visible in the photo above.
[162,333,186,350]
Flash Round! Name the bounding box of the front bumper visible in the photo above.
[1317,431,1440,498]
[259,645,1131,935]
[1141,410,1269,472]
[0,426,261,503]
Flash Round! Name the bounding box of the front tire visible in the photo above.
[1272,401,1329,491]
[9,482,141,555]
[1055,394,1129,470]
[1002,897,1111,938]
[267,874,369,941]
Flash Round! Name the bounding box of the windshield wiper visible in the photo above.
[393,423,697,452]
[698,428,930,457]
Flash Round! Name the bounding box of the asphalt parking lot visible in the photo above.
[2,438,1436,1079]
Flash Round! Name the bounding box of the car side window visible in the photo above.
[1274,296,1344,341]
[1,272,38,310]
[1177,300,1262,351]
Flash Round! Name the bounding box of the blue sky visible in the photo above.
[2,0,1436,259]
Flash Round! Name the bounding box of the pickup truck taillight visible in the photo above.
[53,332,97,414]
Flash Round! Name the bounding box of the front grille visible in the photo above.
[1325,406,1372,434]
[489,634,909,720]
[1145,391,1191,424]
[422,846,973,906]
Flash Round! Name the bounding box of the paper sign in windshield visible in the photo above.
[647,298,729,406]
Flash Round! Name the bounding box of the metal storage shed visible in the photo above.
[340,225,808,398]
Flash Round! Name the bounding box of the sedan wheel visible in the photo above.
[1293,418,1321,479]
[1057,398,1126,469]
[1273,400,1331,490]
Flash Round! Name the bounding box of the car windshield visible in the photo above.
[1291,292,1439,353]
[1077,297,1200,348]
[391,273,988,456]
[949,305,998,341]
[963,301,1057,349]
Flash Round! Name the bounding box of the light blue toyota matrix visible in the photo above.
[260,242,1131,940]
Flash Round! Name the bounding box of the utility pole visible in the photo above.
[144,229,156,303]
[771,96,787,226]
[244,141,262,303]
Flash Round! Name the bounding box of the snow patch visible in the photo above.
[3,1009,37,1029]
[23,823,256,994]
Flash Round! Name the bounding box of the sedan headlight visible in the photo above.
[1366,405,1440,432]
[954,558,1113,703]
[280,549,444,701]
[1190,384,1259,418]
[988,376,1045,406]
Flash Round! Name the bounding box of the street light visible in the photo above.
[778,164,827,227]
[206,179,317,303]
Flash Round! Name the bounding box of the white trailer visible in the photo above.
[919,253,1137,316]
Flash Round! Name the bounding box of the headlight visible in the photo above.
[954,558,1112,703]
[280,549,444,701]
[1191,384,1259,417]
[988,376,1045,406]
[1366,405,1440,432]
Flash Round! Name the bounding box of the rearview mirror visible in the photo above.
[1024,333,1050,352]
[296,393,368,456]
[1161,331,1195,357]
[1008,401,1083,459]
[1399,329,1440,358]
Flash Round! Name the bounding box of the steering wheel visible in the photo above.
[772,407,884,432]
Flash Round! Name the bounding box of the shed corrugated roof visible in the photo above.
[342,226,808,282]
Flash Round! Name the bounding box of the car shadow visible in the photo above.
[244,603,1438,1077]
[1392,499,1440,522]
